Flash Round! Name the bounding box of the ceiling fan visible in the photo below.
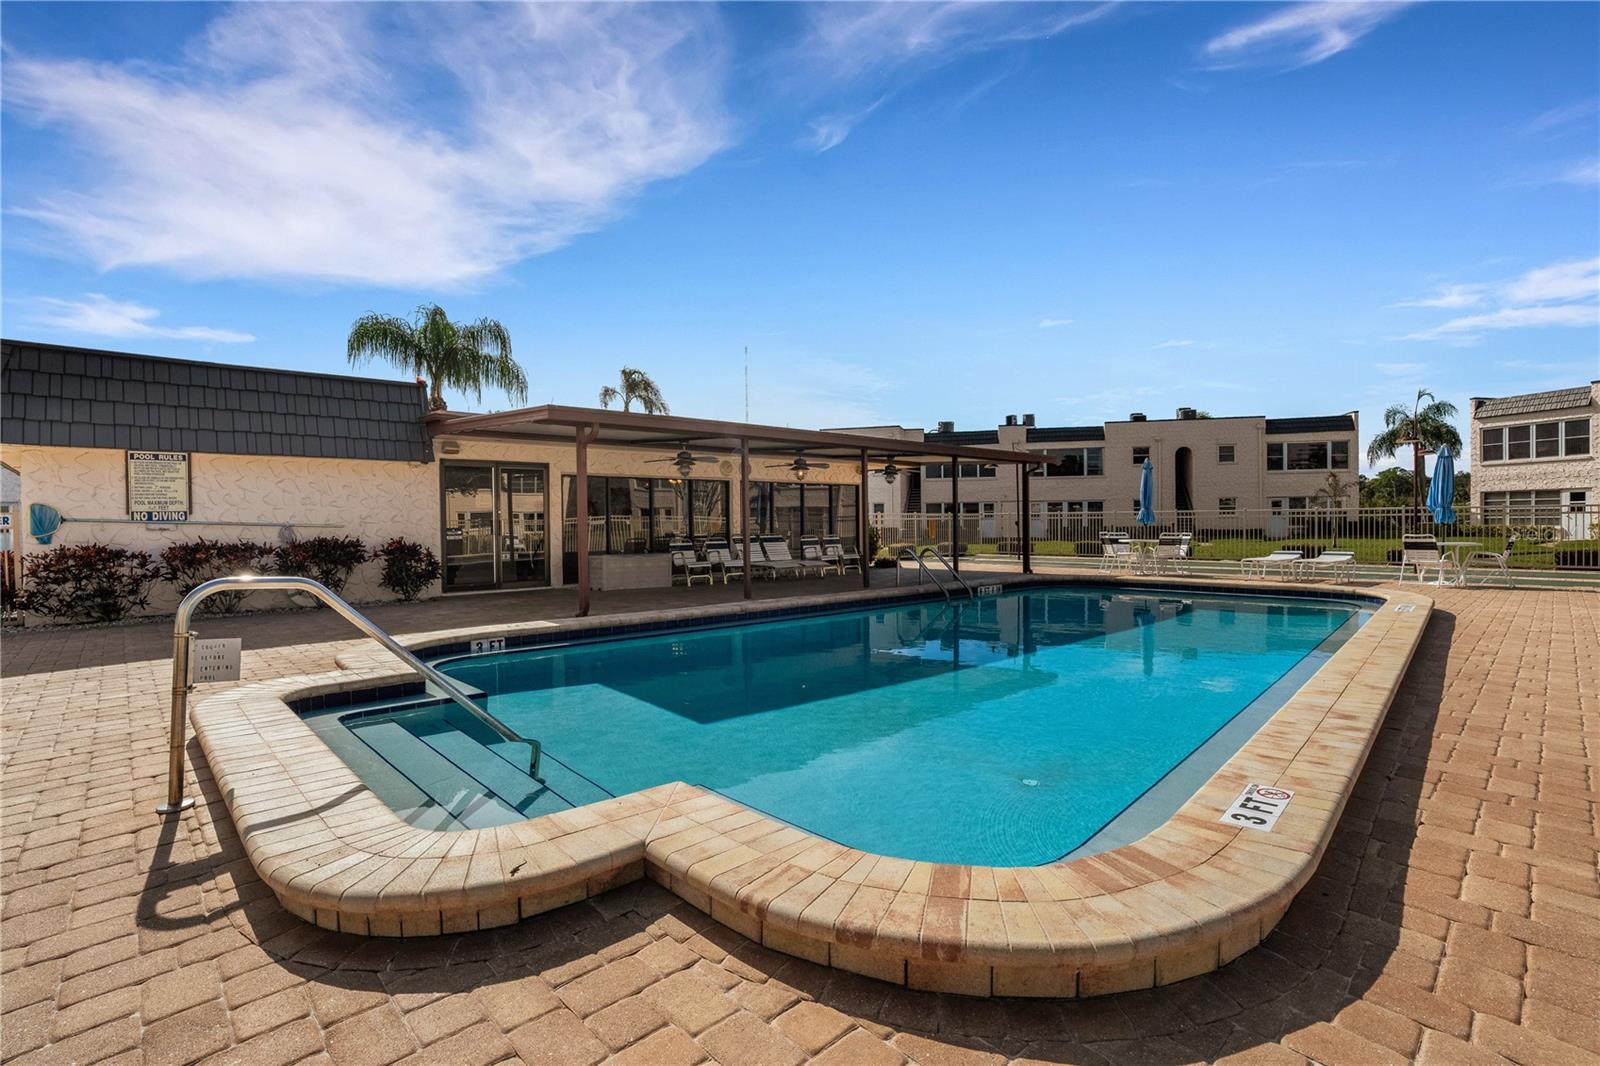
[869,458,905,485]
[645,444,722,478]
[774,454,831,481]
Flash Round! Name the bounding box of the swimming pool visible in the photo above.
[310,585,1367,867]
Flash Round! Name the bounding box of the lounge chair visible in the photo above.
[669,542,713,586]
[822,535,862,574]
[1295,550,1355,582]
[1241,549,1302,577]
[1463,535,1516,586]
[757,535,816,578]
[799,536,841,576]
[703,539,745,584]
[1399,535,1454,584]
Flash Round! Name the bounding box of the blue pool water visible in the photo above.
[311,587,1366,865]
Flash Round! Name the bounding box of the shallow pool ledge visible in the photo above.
[192,577,1433,997]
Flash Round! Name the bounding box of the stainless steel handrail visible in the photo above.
[893,547,947,599]
[158,574,541,814]
[919,546,975,599]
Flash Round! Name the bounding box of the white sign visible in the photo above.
[1219,783,1295,832]
[127,451,190,522]
[192,638,242,684]
[976,584,1003,596]
[470,637,506,655]
[0,513,11,530]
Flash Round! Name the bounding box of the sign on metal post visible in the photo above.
[192,638,242,683]
[127,450,191,523]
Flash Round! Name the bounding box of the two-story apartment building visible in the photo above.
[835,407,1360,525]
[1469,381,1597,538]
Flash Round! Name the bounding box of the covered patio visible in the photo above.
[429,405,1042,614]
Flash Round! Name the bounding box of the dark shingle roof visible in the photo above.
[1,339,432,462]
[1026,425,1105,443]
[923,429,1000,445]
[1264,414,1356,435]
[1474,386,1594,419]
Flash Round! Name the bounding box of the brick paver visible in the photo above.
[2,582,1596,1064]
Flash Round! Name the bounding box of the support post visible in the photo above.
[157,629,195,814]
[858,450,871,588]
[950,455,961,573]
[740,439,753,601]
[1021,461,1033,574]
[575,424,596,617]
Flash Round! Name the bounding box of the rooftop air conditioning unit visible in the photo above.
[1130,412,1147,422]
[1023,413,1036,426]
[936,420,955,433]
[1177,407,1197,420]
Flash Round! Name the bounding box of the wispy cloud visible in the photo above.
[1151,339,1195,349]
[2,4,729,288]
[1037,317,1075,329]
[1399,257,1600,342]
[792,3,1114,147]
[1393,283,1487,309]
[1202,2,1411,71]
[1522,99,1599,138]
[1555,160,1600,187]
[28,294,254,343]
[802,96,886,154]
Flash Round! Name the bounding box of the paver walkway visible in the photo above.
[2,582,1596,1065]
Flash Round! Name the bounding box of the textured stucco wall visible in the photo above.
[4,437,867,615]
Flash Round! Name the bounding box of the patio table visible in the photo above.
[1437,540,1480,587]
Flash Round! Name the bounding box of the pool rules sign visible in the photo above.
[1220,783,1295,832]
[127,451,191,522]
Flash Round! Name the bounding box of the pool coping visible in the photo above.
[191,574,1433,997]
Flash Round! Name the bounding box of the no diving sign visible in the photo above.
[1219,783,1295,832]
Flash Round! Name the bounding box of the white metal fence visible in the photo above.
[870,505,1600,583]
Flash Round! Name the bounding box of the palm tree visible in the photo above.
[598,367,669,414]
[1366,388,1462,519]
[347,305,525,412]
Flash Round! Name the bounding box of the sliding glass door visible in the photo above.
[440,461,549,592]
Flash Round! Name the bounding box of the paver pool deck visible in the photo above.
[2,573,1597,1065]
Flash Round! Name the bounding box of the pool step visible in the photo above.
[347,718,528,830]
[442,708,614,810]
[400,709,575,820]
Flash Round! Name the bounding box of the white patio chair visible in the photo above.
[1099,533,1134,572]
[1463,535,1517,586]
[669,543,713,586]
[822,535,862,574]
[703,539,745,585]
[799,535,841,576]
[1399,535,1455,584]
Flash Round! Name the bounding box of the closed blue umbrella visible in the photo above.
[1137,457,1156,525]
[1427,445,1457,524]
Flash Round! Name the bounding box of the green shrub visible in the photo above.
[160,537,275,614]
[272,536,368,600]
[373,538,441,601]
[20,543,164,623]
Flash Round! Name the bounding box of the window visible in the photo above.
[748,482,859,547]
[1032,447,1104,477]
[1218,445,1235,464]
[1267,440,1349,471]
[871,502,885,515]
[1481,490,1564,522]
[921,463,996,479]
[1219,497,1238,514]
[564,476,729,555]
[1087,501,1104,513]
[1483,418,1591,461]
[1508,425,1531,460]
[1132,446,1150,465]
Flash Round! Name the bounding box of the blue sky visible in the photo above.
[4,1,1597,471]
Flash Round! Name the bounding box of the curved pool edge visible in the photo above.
[191,574,1433,997]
